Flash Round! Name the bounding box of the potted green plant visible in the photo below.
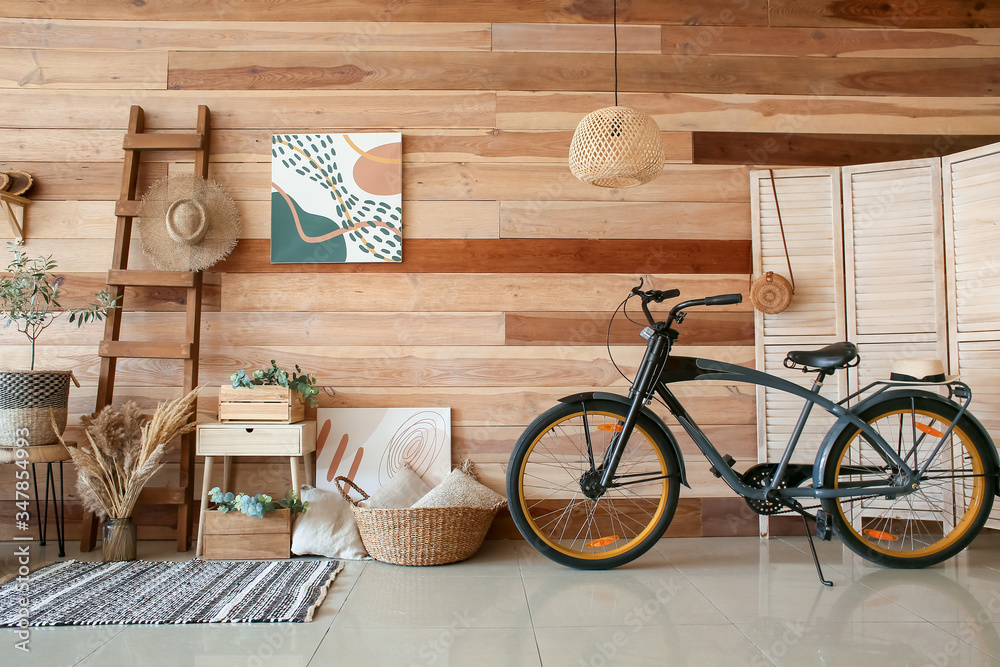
[208,486,309,517]
[219,360,319,423]
[0,242,118,446]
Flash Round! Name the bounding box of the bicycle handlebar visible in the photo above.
[630,285,681,303]
[630,280,743,328]
[704,293,743,307]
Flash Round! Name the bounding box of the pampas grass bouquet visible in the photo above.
[55,389,199,561]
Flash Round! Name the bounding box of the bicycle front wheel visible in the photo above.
[821,395,996,568]
[506,399,680,569]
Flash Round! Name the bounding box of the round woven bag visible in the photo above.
[0,370,72,447]
[749,271,793,314]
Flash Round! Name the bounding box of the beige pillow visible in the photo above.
[291,485,368,560]
[362,463,432,509]
[411,464,506,509]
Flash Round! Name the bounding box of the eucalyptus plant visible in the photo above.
[230,359,320,407]
[0,242,119,370]
[208,486,308,519]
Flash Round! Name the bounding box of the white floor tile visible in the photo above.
[76,624,329,667]
[523,569,728,627]
[739,620,998,667]
[313,626,542,666]
[683,568,922,624]
[535,624,769,667]
[332,566,531,628]
[933,622,1000,660]
[5,536,1000,665]
[0,626,124,667]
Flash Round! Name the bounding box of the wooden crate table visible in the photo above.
[202,508,292,560]
[195,421,316,558]
[218,385,305,423]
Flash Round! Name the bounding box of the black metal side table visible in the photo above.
[0,441,72,557]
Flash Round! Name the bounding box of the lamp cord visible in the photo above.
[613,0,619,106]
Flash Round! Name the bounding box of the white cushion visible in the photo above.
[362,463,432,509]
[291,485,368,560]
[412,466,506,509]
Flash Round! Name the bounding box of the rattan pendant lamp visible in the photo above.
[569,0,664,188]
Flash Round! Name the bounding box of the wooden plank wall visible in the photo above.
[1,1,999,542]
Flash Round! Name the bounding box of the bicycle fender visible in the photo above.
[559,392,689,488]
[811,389,1000,495]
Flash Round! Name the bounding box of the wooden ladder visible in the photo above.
[80,105,209,552]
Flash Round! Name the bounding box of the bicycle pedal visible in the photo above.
[709,454,736,479]
[815,510,832,541]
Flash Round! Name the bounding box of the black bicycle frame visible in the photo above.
[600,328,922,504]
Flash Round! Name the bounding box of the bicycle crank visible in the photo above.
[740,463,813,515]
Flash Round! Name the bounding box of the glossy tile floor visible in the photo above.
[5,534,1000,666]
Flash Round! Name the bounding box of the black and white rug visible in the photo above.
[0,559,343,626]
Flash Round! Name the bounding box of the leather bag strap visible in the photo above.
[768,169,795,293]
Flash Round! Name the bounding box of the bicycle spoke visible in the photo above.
[509,402,678,566]
[824,398,992,566]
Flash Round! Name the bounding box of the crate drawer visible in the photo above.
[196,422,315,456]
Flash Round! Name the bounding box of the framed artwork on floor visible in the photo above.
[315,407,450,493]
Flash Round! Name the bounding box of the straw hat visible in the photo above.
[137,174,240,271]
[1,170,33,196]
[890,359,957,384]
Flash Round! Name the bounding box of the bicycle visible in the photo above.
[505,280,999,585]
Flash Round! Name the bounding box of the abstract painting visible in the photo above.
[315,408,450,494]
[270,133,402,263]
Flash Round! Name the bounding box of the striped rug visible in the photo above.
[0,559,342,625]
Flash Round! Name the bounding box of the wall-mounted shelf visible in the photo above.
[0,190,28,240]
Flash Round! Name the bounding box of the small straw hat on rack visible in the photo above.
[137,174,240,271]
[1,170,33,196]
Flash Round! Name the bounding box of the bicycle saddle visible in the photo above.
[785,342,858,371]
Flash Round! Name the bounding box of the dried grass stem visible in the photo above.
[55,388,199,520]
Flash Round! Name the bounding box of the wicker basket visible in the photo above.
[0,370,74,447]
[336,476,505,567]
[749,271,793,314]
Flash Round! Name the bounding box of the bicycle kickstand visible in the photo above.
[800,513,833,587]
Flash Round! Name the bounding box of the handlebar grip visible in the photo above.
[651,289,681,302]
[704,293,743,306]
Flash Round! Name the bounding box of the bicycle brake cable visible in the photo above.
[621,289,646,327]
[607,293,635,384]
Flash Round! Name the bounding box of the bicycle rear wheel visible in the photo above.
[506,399,680,569]
[821,395,996,568]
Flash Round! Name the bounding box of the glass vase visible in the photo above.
[102,516,137,562]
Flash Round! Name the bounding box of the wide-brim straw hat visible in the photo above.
[890,359,958,384]
[137,174,240,271]
[1,170,33,196]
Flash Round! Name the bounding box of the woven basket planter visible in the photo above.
[0,370,72,447]
[337,476,505,567]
